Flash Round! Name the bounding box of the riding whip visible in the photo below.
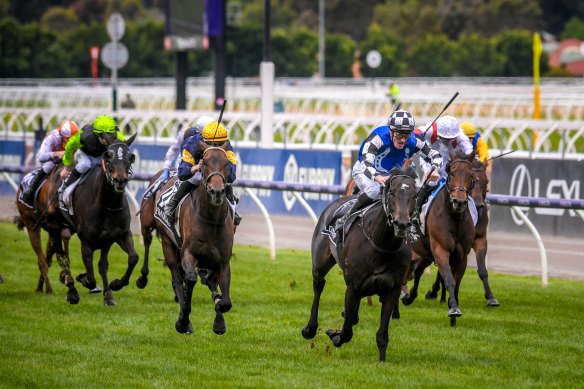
[422,91,460,136]
[211,100,227,143]
[487,149,516,161]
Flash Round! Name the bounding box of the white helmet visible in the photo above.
[196,115,214,127]
[436,115,461,139]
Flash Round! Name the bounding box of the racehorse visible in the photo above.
[66,135,139,306]
[302,161,417,362]
[155,143,235,335]
[425,158,499,306]
[401,151,476,327]
[15,165,79,303]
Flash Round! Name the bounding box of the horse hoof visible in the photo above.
[89,285,102,294]
[75,273,86,282]
[401,293,415,306]
[175,320,194,334]
[301,326,317,340]
[325,329,342,347]
[213,317,226,335]
[448,307,462,317]
[136,276,148,289]
[215,300,232,313]
[486,298,500,307]
[67,292,80,305]
[103,298,117,306]
[425,290,437,300]
[392,310,400,320]
[109,279,128,292]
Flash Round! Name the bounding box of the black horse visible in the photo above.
[155,143,235,335]
[63,135,139,306]
[402,152,476,327]
[425,158,499,306]
[302,162,417,362]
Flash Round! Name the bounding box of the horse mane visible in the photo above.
[388,165,417,180]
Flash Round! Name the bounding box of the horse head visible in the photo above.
[200,142,229,207]
[470,158,489,213]
[102,134,137,193]
[382,158,417,238]
[445,151,476,213]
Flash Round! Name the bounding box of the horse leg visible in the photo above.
[215,263,232,314]
[401,256,431,306]
[425,272,441,300]
[377,287,401,362]
[76,243,98,291]
[42,234,55,294]
[198,271,226,335]
[176,251,197,334]
[434,247,462,320]
[98,245,116,306]
[110,231,139,291]
[474,242,499,306]
[52,229,79,304]
[24,227,49,293]
[449,257,468,327]
[326,286,359,348]
[136,227,152,289]
[341,298,361,325]
[302,253,335,340]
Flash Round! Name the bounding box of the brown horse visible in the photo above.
[66,136,139,306]
[302,162,417,362]
[15,165,79,303]
[401,151,476,327]
[425,158,499,306]
[155,143,235,335]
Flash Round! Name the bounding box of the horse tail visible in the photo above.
[14,216,24,230]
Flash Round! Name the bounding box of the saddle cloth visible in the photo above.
[18,170,48,209]
[59,168,96,216]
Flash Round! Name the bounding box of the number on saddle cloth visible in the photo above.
[19,170,45,207]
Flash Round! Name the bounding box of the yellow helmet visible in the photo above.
[202,121,228,142]
[93,115,117,133]
[460,121,476,138]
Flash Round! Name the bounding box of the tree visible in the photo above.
[226,23,263,77]
[475,0,542,38]
[561,17,584,40]
[324,33,355,77]
[407,34,456,76]
[453,33,505,76]
[41,6,79,35]
[495,29,536,76]
[359,23,406,77]
[271,28,318,77]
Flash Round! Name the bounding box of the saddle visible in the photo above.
[18,170,48,209]
[142,170,177,202]
[322,199,379,268]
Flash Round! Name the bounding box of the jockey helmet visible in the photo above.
[388,110,415,134]
[436,115,461,139]
[202,121,228,143]
[460,121,476,138]
[58,120,79,139]
[93,115,117,134]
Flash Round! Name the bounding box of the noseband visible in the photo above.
[445,159,475,202]
[382,174,415,226]
[202,147,227,195]
[102,143,133,186]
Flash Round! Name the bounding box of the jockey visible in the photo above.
[162,120,241,226]
[59,115,126,200]
[416,115,474,211]
[334,110,442,231]
[460,121,489,162]
[161,115,214,180]
[22,120,79,203]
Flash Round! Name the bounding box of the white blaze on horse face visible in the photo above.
[400,183,410,191]
[118,147,124,160]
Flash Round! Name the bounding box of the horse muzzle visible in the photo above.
[450,197,468,213]
[394,220,409,238]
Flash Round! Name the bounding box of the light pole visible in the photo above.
[319,0,325,79]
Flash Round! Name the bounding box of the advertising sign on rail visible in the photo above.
[0,140,26,194]
[129,144,342,216]
[490,157,583,237]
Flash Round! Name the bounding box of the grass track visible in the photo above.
[1,221,583,388]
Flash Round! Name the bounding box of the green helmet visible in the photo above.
[93,115,117,133]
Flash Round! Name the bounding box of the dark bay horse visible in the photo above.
[155,143,235,335]
[15,165,79,303]
[425,159,499,306]
[65,135,139,306]
[402,152,476,326]
[302,163,417,362]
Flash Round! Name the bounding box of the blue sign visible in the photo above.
[0,140,26,195]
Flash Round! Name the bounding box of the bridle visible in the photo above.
[102,143,133,187]
[201,146,227,196]
[445,159,475,202]
[381,174,416,226]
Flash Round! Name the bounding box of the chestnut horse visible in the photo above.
[66,136,139,306]
[425,158,499,306]
[155,143,235,335]
[15,165,79,303]
[401,152,476,326]
[302,162,417,362]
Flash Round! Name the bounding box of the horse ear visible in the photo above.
[402,158,413,168]
[467,150,476,162]
[125,133,137,147]
[449,150,457,161]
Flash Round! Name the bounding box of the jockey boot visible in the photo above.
[163,180,195,223]
[22,169,47,204]
[334,192,374,232]
[59,169,82,203]
[413,184,434,224]
[226,185,242,226]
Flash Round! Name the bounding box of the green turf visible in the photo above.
[0,221,583,388]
